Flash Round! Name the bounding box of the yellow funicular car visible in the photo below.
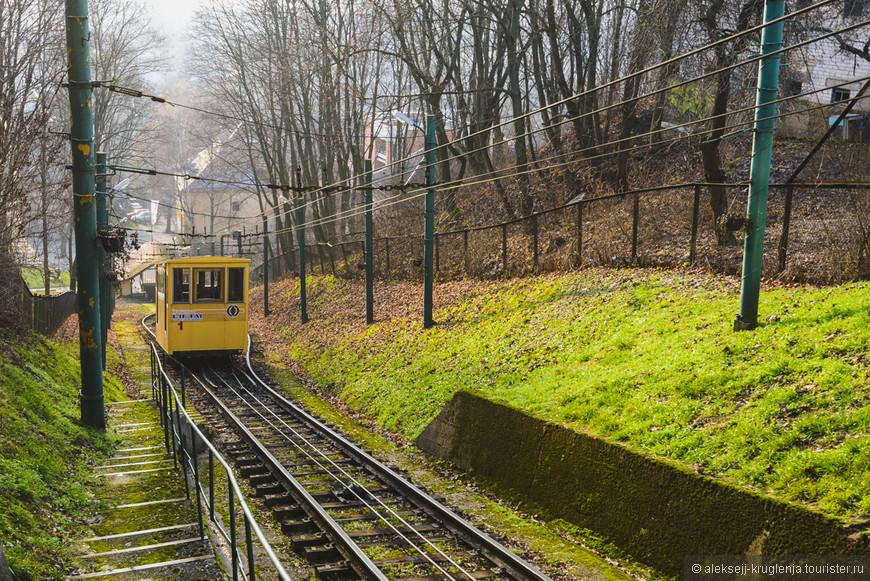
[155,256,250,356]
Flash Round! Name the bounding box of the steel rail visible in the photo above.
[216,367,471,581]
[191,371,390,580]
[244,337,552,581]
[148,340,293,581]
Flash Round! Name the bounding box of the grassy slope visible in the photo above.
[252,269,870,521]
[20,268,70,291]
[0,331,124,580]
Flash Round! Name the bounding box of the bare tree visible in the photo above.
[90,0,165,164]
[0,0,65,327]
[699,0,762,245]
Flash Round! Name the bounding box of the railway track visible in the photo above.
[152,329,552,580]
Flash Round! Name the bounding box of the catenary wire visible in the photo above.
[215,10,867,234]
[110,0,842,236]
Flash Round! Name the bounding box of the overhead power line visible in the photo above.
[255,90,870,240]
[105,0,842,231]
[212,8,869,234]
[104,0,864,244]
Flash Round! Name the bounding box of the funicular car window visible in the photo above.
[172,268,190,303]
[194,268,223,302]
[227,267,245,303]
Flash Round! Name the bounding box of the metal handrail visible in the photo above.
[150,342,293,581]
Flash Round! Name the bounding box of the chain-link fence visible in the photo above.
[251,183,870,288]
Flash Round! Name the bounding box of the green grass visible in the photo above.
[20,268,70,293]
[0,331,125,579]
[270,269,870,520]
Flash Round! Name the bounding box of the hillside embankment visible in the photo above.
[249,268,870,572]
[0,329,128,579]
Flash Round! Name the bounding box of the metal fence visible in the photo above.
[150,344,292,581]
[252,182,870,286]
[17,282,77,336]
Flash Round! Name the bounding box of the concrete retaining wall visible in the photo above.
[416,390,870,576]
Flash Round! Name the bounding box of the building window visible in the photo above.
[783,80,802,97]
[831,88,851,103]
[231,200,241,212]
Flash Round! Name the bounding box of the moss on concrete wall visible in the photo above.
[416,390,870,576]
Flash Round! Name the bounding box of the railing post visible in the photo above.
[577,202,583,267]
[329,244,336,274]
[532,214,539,271]
[229,486,238,581]
[245,515,255,581]
[690,185,701,265]
[777,184,793,274]
[385,238,391,273]
[192,434,205,540]
[631,193,640,264]
[150,349,155,401]
[208,449,215,521]
[180,364,186,410]
[502,223,508,276]
[168,387,178,469]
[463,229,469,275]
[177,412,190,500]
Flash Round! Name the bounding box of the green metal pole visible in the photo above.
[296,167,308,324]
[66,0,105,429]
[423,115,436,329]
[263,216,269,317]
[735,0,785,331]
[220,235,224,256]
[95,152,108,370]
[364,160,374,324]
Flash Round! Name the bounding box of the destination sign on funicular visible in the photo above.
[172,310,203,321]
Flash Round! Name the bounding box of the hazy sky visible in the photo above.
[147,0,208,83]
[149,0,206,36]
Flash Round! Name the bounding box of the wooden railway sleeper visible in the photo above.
[241,353,554,581]
[281,517,315,535]
[249,473,276,486]
[239,463,268,477]
[303,543,343,563]
[191,375,390,580]
[332,509,418,522]
[291,532,327,549]
[314,561,355,578]
[373,550,477,566]
[346,524,439,539]
[396,570,499,581]
[254,481,285,497]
